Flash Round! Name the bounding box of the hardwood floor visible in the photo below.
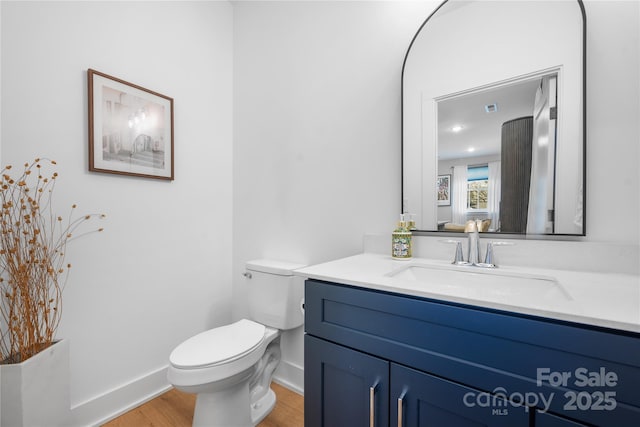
[102,382,303,427]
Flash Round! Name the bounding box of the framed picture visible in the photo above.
[437,174,451,206]
[88,69,174,180]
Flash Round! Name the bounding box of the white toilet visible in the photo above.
[167,259,306,427]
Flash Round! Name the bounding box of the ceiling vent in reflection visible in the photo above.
[484,103,498,113]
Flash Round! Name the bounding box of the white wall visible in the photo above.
[1,1,233,424]
[585,0,639,243]
[233,0,639,392]
[232,0,440,391]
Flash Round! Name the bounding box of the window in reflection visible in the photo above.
[467,165,488,211]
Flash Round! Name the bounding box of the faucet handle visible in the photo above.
[483,241,515,267]
[439,239,467,265]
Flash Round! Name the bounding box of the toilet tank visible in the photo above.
[245,259,306,330]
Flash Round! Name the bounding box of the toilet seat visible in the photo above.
[170,319,266,369]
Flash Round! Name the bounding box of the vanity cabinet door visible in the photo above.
[305,335,390,427]
[535,411,589,427]
[390,364,529,427]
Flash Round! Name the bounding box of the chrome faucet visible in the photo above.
[460,220,514,267]
[464,220,482,265]
[441,221,514,267]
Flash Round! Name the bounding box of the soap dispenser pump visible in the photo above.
[392,214,412,260]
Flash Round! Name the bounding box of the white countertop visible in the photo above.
[295,252,640,334]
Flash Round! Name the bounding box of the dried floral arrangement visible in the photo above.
[0,158,104,364]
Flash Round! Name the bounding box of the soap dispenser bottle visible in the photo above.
[392,214,412,260]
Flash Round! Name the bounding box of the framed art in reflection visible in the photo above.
[437,174,451,206]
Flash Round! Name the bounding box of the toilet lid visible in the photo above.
[170,319,266,369]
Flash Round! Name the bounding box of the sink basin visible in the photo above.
[386,263,571,302]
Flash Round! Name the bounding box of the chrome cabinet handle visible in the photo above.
[369,384,377,427]
[397,391,406,427]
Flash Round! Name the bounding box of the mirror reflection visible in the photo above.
[402,0,585,236]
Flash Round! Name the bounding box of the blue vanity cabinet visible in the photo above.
[304,279,640,427]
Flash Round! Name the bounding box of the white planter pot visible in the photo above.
[1,339,71,427]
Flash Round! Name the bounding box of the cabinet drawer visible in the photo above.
[305,279,640,426]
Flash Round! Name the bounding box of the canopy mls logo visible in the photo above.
[462,367,619,416]
[462,387,553,416]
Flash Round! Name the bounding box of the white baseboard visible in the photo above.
[70,365,171,426]
[273,360,304,395]
[68,361,302,426]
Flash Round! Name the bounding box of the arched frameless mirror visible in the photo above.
[402,0,586,237]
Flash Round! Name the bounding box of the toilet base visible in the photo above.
[251,388,276,425]
[191,381,276,427]
[193,375,251,427]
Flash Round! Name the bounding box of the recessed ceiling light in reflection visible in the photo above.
[452,125,463,133]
